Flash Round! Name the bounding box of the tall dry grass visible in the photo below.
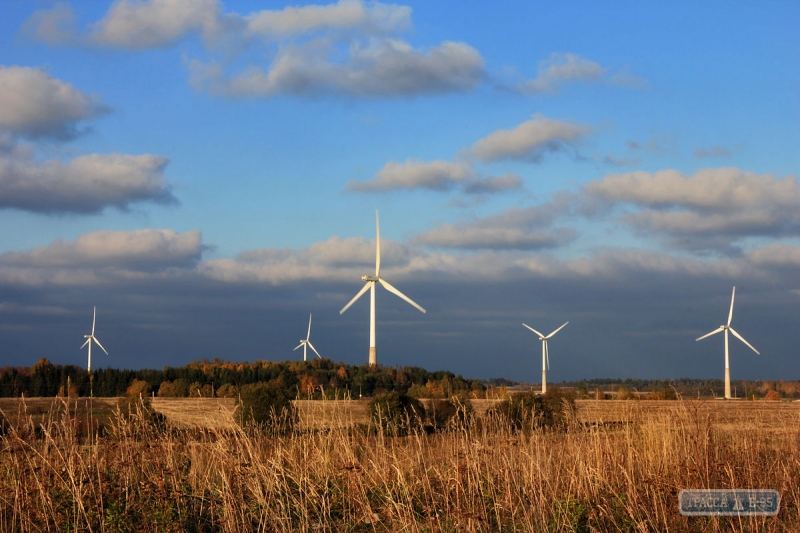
[0,397,798,532]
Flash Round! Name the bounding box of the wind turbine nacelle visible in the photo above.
[362,275,379,282]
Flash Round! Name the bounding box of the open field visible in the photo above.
[2,397,799,531]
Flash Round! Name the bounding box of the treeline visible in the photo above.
[565,378,800,399]
[0,358,490,399]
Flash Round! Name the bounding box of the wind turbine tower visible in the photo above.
[523,321,568,394]
[340,211,426,366]
[294,313,322,361]
[696,286,759,399]
[81,306,108,373]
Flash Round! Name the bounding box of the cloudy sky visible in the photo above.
[1,0,798,383]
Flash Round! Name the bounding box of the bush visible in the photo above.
[369,391,425,435]
[157,379,190,397]
[427,393,474,432]
[765,390,782,401]
[235,382,296,433]
[126,379,151,398]
[491,388,575,432]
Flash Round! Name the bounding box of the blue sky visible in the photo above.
[0,0,798,383]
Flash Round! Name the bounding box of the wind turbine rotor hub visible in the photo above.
[362,275,379,282]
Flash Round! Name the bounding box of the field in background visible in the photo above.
[4,396,798,431]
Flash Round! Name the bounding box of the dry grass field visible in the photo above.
[1,397,798,532]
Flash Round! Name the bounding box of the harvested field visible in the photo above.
[150,397,237,429]
[0,396,120,427]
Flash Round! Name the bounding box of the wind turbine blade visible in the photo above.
[92,306,97,335]
[696,326,724,342]
[93,337,109,355]
[378,278,426,313]
[727,286,735,327]
[307,313,312,340]
[546,321,569,339]
[294,343,303,351]
[80,338,91,349]
[308,341,322,359]
[340,282,372,314]
[729,327,760,355]
[375,210,381,277]
[522,323,544,337]
[545,341,550,370]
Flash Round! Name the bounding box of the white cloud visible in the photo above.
[745,244,800,268]
[245,0,411,38]
[468,115,591,163]
[462,173,523,195]
[25,1,484,99]
[24,0,410,49]
[19,3,78,46]
[519,52,646,94]
[202,235,426,284]
[89,0,225,49]
[0,229,203,269]
[521,53,605,94]
[0,153,176,214]
[347,160,472,192]
[414,225,575,251]
[582,167,800,250]
[413,205,574,251]
[0,66,107,140]
[194,39,484,98]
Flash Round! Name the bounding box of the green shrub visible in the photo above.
[235,382,296,433]
[491,388,575,432]
[369,391,425,435]
[427,394,474,432]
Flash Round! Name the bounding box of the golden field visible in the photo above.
[0,397,798,532]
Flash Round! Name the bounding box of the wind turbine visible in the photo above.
[696,286,759,399]
[340,211,426,366]
[81,306,108,374]
[294,313,322,361]
[522,321,568,394]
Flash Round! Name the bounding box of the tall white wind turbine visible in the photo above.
[295,313,322,361]
[696,286,759,399]
[340,211,426,366]
[81,306,108,373]
[522,321,568,394]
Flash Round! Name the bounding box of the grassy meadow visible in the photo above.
[0,396,798,532]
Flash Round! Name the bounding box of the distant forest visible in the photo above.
[0,358,798,399]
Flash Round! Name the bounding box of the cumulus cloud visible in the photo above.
[19,3,78,46]
[582,167,800,249]
[468,115,591,163]
[244,0,411,37]
[745,244,800,268]
[202,235,427,284]
[25,1,485,99]
[0,66,108,140]
[0,229,203,269]
[192,39,485,98]
[414,225,575,251]
[24,0,408,49]
[347,160,472,192]
[23,0,227,50]
[462,173,523,195]
[519,52,646,94]
[0,154,176,214]
[413,205,575,251]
